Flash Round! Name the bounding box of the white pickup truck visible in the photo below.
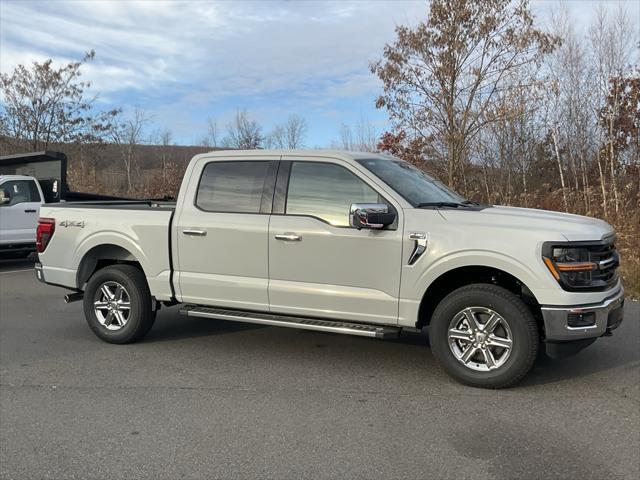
[35,150,625,388]
[0,174,45,258]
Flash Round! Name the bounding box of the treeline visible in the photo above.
[0,0,638,293]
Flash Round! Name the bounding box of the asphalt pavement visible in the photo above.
[1,257,638,479]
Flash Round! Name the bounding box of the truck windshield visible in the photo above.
[357,157,466,207]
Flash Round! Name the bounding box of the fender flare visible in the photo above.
[414,250,545,303]
[74,232,150,289]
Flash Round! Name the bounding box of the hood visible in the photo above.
[438,205,613,242]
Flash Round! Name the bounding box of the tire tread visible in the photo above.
[429,283,538,389]
[83,264,155,344]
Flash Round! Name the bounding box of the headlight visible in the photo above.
[543,247,597,288]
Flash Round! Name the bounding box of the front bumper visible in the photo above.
[541,287,625,341]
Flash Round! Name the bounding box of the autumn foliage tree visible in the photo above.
[371,0,560,188]
[0,51,118,152]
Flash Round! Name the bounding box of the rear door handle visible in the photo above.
[24,209,37,213]
[275,233,302,242]
[182,229,207,236]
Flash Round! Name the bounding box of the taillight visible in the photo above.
[36,218,55,253]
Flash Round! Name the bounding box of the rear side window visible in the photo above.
[286,162,380,226]
[196,161,269,213]
[0,180,41,206]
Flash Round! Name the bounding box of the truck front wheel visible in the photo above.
[83,265,156,344]
[429,284,539,389]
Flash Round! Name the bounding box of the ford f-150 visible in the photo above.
[34,150,625,388]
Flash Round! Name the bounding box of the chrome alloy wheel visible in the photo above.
[447,307,513,372]
[93,281,131,331]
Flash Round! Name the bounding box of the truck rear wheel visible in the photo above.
[83,265,156,344]
[429,284,538,389]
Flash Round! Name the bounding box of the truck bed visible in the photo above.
[37,201,176,301]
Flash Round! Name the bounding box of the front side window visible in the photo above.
[0,180,41,206]
[286,162,380,227]
[196,161,269,213]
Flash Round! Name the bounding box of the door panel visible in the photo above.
[268,159,404,325]
[176,211,270,309]
[175,158,277,310]
[269,215,403,324]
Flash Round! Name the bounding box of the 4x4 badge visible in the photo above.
[60,220,85,228]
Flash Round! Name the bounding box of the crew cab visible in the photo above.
[35,150,625,388]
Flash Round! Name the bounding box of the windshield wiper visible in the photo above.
[415,202,471,209]
[461,200,480,206]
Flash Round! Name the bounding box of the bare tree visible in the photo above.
[589,5,635,215]
[223,110,263,149]
[336,123,355,150]
[265,124,286,149]
[0,51,118,151]
[201,118,219,148]
[110,108,148,194]
[354,117,377,152]
[332,117,377,152]
[266,114,308,149]
[151,128,173,183]
[283,114,307,149]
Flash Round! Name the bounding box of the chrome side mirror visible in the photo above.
[349,203,396,230]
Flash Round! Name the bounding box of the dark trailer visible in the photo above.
[0,151,127,202]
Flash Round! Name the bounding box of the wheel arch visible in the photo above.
[76,243,145,290]
[416,265,542,330]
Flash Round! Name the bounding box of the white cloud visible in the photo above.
[0,0,426,100]
[2,0,637,144]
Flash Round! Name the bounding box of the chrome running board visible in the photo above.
[180,306,400,339]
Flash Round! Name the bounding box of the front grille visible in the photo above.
[588,241,619,290]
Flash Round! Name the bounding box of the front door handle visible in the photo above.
[275,233,302,242]
[182,229,207,236]
[24,209,37,213]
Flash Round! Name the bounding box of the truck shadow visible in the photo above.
[147,307,429,346]
[146,308,268,341]
[522,346,640,387]
[140,302,639,389]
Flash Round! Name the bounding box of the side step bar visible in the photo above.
[180,305,400,339]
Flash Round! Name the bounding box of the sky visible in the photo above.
[1,0,638,147]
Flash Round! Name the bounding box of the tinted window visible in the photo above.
[357,157,465,206]
[196,161,269,213]
[0,180,41,206]
[286,162,379,227]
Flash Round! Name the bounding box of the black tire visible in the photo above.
[83,264,156,344]
[429,284,538,389]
